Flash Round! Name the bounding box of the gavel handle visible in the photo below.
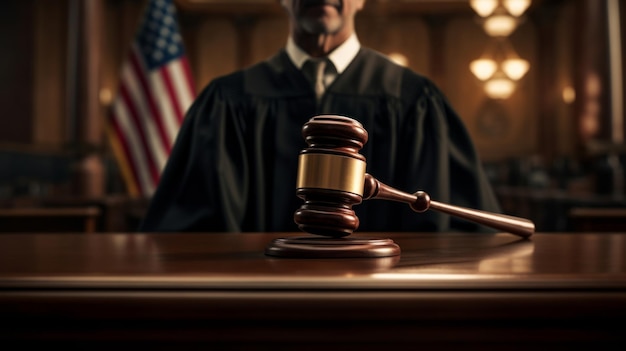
[362,174,534,238]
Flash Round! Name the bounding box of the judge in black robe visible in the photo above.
[139,0,501,233]
[139,46,501,233]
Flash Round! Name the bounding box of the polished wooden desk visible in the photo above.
[1,231,625,350]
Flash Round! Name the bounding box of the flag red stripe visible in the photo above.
[129,49,172,153]
[109,115,145,194]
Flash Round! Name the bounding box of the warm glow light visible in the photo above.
[503,0,532,17]
[470,0,498,17]
[484,77,516,99]
[562,86,576,104]
[502,58,529,80]
[388,52,408,67]
[99,88,113,106]
[483,14,518,37]
[470,58,498,81]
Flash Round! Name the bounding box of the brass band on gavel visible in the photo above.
[296,153,367,196]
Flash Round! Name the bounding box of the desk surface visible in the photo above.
[1,231,625,289]
[1,232,625,349]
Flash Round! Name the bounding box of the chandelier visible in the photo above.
[469,0,531,99]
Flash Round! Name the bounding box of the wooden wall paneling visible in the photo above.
[359,15,430,76]
[194,17,238,90]
[249,16,288,68]
[424,15,447,90]
[354,16,382,56]
[390,17,430,75]
[354,0,390,56]
[0,1,35,144]
[353,13,429,82]
[33,0,68,146]
[234,16,257,69]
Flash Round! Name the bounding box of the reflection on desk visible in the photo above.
[1,232,625,350]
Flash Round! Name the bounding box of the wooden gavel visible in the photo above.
[293,115,535,239]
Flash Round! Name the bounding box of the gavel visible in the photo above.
[294,114,534,237]
[265,115,534,258]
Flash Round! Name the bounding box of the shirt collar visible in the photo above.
[286,33,361,74]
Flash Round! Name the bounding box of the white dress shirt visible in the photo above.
[285,34,361,89]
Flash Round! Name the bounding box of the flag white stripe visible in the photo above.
[168,58,194,114]
[148,69,179,153]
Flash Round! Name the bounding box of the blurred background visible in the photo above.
[1,0,625,233]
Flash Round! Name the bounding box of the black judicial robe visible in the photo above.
[139,48,501,233]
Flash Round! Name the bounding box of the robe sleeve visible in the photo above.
[138,75,250,232]
[399,79,501,232]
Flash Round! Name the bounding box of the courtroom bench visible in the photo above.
[0,206,101,233]
[569,207,626,232]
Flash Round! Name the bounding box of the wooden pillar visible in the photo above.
[533,2,560,162]
[620,0,626,144]
[573,0,611,146]
[425,15,448,91]
[68,0,105,197]
[572,0,624,194]
[607,0,623,145]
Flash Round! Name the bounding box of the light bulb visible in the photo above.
[470,59,498,81]
[483,15,518,37]
[502,58,529,80]
[484,77,516,99]
[503,0,532,17]
[470,0,499,17]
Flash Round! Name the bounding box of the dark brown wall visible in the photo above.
[0,1,34,144]
[1,0,623,197]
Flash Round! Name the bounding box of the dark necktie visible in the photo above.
[302,58,328,102]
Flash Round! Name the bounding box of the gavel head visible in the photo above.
[294,115,368,238]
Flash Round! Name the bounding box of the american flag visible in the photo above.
[108,0,195,197]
